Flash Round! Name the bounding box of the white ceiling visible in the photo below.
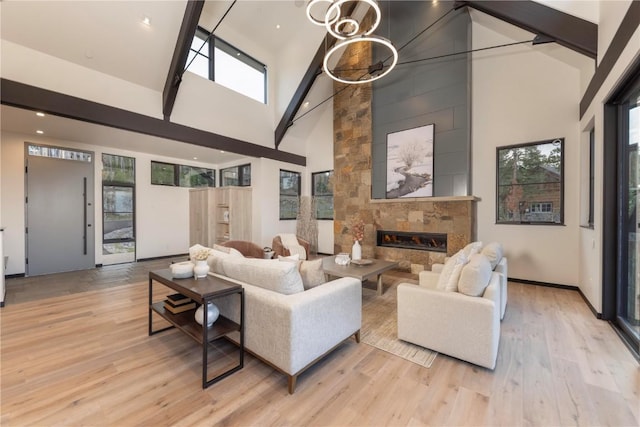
[0,0,317,164]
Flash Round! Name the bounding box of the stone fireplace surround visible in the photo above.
[331,31,477,274]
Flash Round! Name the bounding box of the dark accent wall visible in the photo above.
[371,2,470,198]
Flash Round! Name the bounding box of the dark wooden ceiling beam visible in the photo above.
[274,3,358,149]
[162,0,205,120]
[455,0,598,59]
[2,79,306,166]
[274,36,331,149]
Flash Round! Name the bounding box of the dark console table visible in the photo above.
[148,269,244,388]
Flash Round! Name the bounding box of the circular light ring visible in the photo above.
[306,0,337,26]
[333,17,360,38]
[325,0,381,40]
[323,35,398,85]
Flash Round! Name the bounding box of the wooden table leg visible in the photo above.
[377,274,383,296]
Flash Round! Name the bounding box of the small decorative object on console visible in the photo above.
[335,253,351,265]
[194,302,220,327]
[193,260,210,279]
[170,261,194,279]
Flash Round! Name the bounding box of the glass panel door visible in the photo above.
[102,154,135,264]
[620,84,640,348]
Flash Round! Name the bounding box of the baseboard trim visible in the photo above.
[508,277,578,290]
[136,253,188,263]
[5,273,26,279]
[509,277,602,319]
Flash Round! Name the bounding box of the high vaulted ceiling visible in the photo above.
[1,1,599,164]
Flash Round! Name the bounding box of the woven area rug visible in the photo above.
[360,278,437,368]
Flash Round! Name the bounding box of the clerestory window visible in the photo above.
[186,27,266,104]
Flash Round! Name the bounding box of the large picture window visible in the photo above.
[280,170,301,220]
[312,170,334,220]
[496,138,564,224]
[186,27,266,104]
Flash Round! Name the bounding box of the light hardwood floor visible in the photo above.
[1,260,638,426]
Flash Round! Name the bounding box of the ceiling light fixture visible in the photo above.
[323,35,398,84]
[325,0,380,39]
[36,130,44,134]
[307,0,398,85]
[306,0,337,26]
[36,112,45,117]
[142,16,151,26]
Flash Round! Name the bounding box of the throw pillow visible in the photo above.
[458,253,492,297]
[481,242,503,269]
[461,241,483,258]
[299,258,326,290]
[278,254,300,262]
[436,250,468,292]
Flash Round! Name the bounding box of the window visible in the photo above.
[28,144,92,162]
[220,164,251,187]
[496,138,564,224]
[312,170,334,220]
[102,154,135,256]
[280,170,301,220]
[186,27,266,104]
[151,161,214,187]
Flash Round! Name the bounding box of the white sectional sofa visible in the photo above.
[189,245,362,393]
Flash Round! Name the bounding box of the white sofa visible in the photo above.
[398,253,502,370]
[431,242,508,319]
[189,245,362,393]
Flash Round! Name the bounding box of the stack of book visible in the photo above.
[164,293,196,314]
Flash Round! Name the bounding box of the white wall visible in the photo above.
[1,41,162,119]
[471,22,583,286]
[577,1,640,312]
[0,131,221,275]
[304,100,335,254]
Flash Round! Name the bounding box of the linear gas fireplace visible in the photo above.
[376,230,447,253]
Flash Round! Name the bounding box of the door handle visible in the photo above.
[83,177,87,255]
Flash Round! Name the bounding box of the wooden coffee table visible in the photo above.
[322,256,399,296]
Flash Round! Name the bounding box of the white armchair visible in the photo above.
[397,265,501,370]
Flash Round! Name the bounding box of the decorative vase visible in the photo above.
[193,260,209,279]
[194,302,219,327]
[352,240,362,261]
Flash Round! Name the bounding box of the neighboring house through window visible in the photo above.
[496,138,564,224]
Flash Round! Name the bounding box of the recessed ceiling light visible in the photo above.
[142,16,151,26]
[303,101,310,108]
[276,24,281,29]
[220,150,225,153]
[36,112,45,117]
[36,130,44,134]
[193,157,198,160]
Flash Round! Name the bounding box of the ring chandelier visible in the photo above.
[306,0,398,84]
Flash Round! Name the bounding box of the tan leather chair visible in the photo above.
[220,240,264,258]
[271,236,310,258]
